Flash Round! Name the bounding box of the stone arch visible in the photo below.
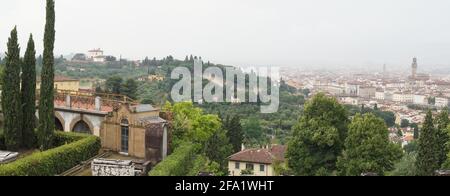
[54,111,65,131]
[69,114,95,134]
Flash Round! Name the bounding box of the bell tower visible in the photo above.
[412,57,418,79]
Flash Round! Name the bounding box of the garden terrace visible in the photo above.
[0,132,101,176]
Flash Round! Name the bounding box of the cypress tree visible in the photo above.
[435,109,449,166]
[21,34,37,149]
[416,110,440,176]
[37,0,56,150]
[2,27,23,150]
[224,115,244,153]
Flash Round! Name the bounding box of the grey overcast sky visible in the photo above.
[1,0,450,68]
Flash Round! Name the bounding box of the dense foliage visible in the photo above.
[287,93,349,176]
[160,102,232,175]
[2,27,23,150]
[21,35,37,149]
[346,105,396,127]
[435,109,449,166]
[148,142,199,176]
[416,110,440,176]
[388,153,417,176]
[337,114,403,176]
[0,132,101,176]
[38,0,56,150]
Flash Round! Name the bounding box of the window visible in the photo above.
[121,119,129,153]
[246,164,254,171]
[235,162,240,169]
[260,164,265,172]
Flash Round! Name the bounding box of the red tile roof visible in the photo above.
[228,145,286,164]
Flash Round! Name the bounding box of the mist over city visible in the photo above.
[2,0,450,69]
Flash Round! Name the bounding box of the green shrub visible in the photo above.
[0,132,101,176]
[186,155,222,176]
[149,142,198,176]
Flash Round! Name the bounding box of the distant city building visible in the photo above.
[435,97,450,108]
[408,57,430,81]
[413,94,428,105]
[88,48,105,62]
[228,145,286,176]
[358,86,376,98]
[393,93,413,103]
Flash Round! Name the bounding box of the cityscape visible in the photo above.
[1,0,450,186]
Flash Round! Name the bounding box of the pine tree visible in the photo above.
[416,110,440,176]
[21,34,37,148]
[37,0,56,150]
[2,27,23,150]
[435,109,449,166]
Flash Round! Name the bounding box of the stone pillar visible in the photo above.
[95,96,101,111]
[65,95,71,108]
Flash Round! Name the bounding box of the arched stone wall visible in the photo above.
[69,115,95,134]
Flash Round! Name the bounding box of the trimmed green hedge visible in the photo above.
[149,142,199,176]
[0,132,101,176]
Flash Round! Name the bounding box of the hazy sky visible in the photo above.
[1,0,450,68]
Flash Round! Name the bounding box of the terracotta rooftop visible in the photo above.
[228,145,286,164]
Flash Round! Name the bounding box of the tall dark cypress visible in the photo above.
[22,34,37,148]
[2,27,23,150]
[38,0,56,150]
[416,110,440,176]
[435,108,449,166]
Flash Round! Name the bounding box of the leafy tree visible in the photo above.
[21,34,37,148]
[404,140,419,154]
[388,153,417,176]
[287,93,349,176]
[435,109,449,166]
[224,115,244,153]
[2,27,23,150]
[164,102,221,148]
[337,114,403,176]
[416,110,440,176]
[121,79,138,99]
[205,128,233,174]
[105,76,123,94]
[242,117,264,146]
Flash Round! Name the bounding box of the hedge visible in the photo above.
[0,132,101,176]
[149,142,199,176]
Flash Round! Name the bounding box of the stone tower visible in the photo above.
[412,57,418,79]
